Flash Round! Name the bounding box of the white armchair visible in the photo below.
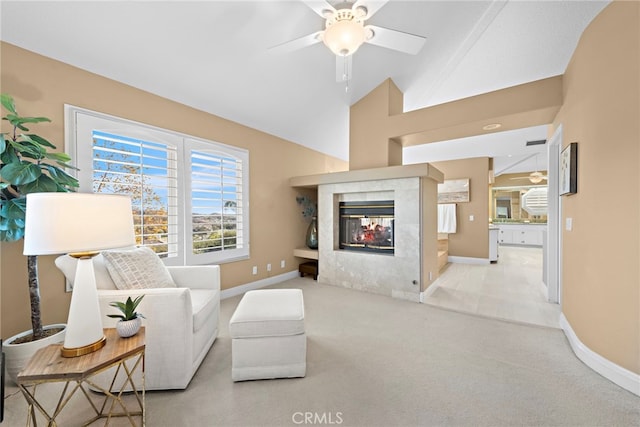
[55,253,220,391]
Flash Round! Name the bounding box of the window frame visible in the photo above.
[65,105,250,266]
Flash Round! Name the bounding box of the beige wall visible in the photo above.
[551,1,639,374]
[349,79,404,170]
[431,158,490,259]
[0,42,347,338]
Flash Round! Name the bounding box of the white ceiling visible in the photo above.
[0,0,609,174]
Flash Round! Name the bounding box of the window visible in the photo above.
[66,106,249,265]
[521,187,548,216]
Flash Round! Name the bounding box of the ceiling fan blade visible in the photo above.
[352,0,389,19]
[269,31,323,54]
[301,0,336,18]
[364,25,426,55]
[336,55,353,82]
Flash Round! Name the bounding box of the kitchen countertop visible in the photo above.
[492,222,547,227]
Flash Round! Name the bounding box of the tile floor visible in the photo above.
[425,245,561,328]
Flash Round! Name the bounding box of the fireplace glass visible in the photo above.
[339,201,394,254]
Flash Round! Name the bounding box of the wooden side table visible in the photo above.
[17,328,145,426]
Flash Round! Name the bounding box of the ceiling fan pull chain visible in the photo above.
[344,57,350,92]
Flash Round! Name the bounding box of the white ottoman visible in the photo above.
[229,289,306,381]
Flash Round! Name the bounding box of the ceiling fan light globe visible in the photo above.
[529,172,544,184]
[323,13,366,56]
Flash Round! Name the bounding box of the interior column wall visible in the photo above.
[551,0,639,374]
[350,79,404,170]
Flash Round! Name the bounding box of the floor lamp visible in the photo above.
[23,193,135,357]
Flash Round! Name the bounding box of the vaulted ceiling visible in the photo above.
[0,1,609,173]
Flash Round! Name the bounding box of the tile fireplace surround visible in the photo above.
[290,164,443,302]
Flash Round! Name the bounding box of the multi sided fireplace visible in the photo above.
[339,200,394,254]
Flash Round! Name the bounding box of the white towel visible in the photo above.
[438,203,457,234]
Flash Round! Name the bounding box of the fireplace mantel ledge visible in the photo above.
[289,163,443,189]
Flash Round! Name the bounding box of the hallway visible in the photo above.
[425,246,561,328]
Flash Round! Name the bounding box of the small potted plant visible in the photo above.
[107,295,145,338]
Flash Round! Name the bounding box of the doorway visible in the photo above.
[546,125,563,304]
[422,126,564,327]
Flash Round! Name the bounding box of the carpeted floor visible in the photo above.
[4,278,639,426]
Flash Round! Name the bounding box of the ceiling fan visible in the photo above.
[270,0,427,82]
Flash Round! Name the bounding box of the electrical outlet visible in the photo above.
[281,260,285,268]
[267,263,272,272]
[429,271,433,281]
[469,214,474,221]
[252,266,258,275]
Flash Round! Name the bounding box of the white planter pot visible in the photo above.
[116,317,142,338]
[4,323,66,384]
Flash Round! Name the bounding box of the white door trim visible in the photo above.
[546,125,562,304]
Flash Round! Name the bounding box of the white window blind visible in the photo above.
[66,106,249,265]
[92,130,179,258]
[185,138,248,264]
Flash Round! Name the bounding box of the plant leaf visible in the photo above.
[1,147,19,164]
[0,227,24,241]
[106,314,125,321]
[45,165,80,188]
[109,295,144,321]
[20,174,59,193]
[43,151,72,163]
[55,160,80,171]
[0,162,41,185]
[0,198,27,220]
[8,139,45,159]
[1,94,17,114]
[0,215,25,231]
[110,301,127,311]
[25,134,56,149]
[6,116,50,128]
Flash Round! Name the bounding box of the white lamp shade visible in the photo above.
[23,193,135,256]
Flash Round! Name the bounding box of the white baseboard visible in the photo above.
[560,313,640,396]
[221,270,300,300]
[421,278,443,302]
[539,280,549,301]
[447,256,490,265]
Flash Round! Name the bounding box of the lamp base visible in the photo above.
[61,336,106,358]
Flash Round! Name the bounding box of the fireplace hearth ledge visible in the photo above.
[289,163,443,189]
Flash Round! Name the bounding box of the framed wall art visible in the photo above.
[560,142,578,196]
[438,178,470,203]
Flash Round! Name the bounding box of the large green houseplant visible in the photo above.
[1,94,79,342]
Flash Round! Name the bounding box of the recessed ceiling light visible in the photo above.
[482,123,502,131]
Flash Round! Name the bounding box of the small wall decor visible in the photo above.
[438,178,470,203]
[560,142,578,196]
